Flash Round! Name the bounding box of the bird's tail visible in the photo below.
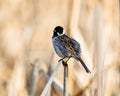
[77,58,91,73]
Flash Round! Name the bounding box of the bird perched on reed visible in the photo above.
[52,26,91,73]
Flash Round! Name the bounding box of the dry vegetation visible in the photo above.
[0,0,119,96]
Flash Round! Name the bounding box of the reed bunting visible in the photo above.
[52,26,91,73]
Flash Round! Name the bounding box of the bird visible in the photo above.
[52,26,91,73]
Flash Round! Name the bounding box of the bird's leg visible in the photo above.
[58,57,66,62]
[62,56,71,66]
[59,56,72,64]
[65,57,71,63]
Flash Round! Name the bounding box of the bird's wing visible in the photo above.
[58,35,80,56]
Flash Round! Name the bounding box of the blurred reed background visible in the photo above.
[0,0,119,96]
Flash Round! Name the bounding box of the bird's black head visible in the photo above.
[53,26,64,37]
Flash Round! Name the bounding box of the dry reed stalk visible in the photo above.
[29,59,39,96]
[62,61,68,96]
[40,60,62,96]
[39,69,71,96]
[94,5,104,96]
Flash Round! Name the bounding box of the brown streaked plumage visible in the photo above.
[57,35,80,57]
